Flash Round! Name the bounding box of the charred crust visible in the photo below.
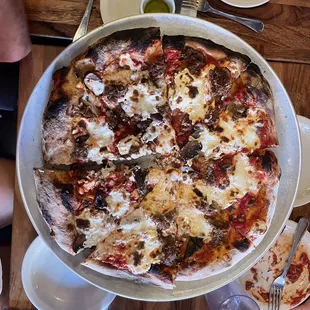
[72,234,86,253]
[184,237,204,259]
[76,218,90,229]
[55,184,75,214]
[262,151,272,173]
[233,238,250,252]
[181,141,202,160]
[45,99,68,121]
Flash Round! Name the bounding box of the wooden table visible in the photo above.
[9,0,310,309]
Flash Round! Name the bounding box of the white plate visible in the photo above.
[221,0,269,9]
[22,237,115,310]
[239,220,310,310]
[295,115,310,207]
[100,0,141,24]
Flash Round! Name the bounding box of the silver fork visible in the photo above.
[268,218,309,310]
[182,0,264,33]
[73,0,94,42]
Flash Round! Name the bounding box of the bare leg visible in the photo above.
[0,158,15,229]
[0,0,31,62]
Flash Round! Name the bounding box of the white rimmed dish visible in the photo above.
[239,220,310,310]
[17,14,300,301]
[140,0,175,14]
[294,115,310,207]
[221,0,269,8]
[22,237,116,310]
[100,0,141,24]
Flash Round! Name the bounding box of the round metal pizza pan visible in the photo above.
[17,14,301,301]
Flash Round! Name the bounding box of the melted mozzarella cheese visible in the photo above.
[169,68,214,124]
[86,120,114,148]
[141,120,178,155]
[120,83,166,120]
[196,153,260,210]
[85,119,114,163]
[116,209,161,274]
[105,190,131,218]
[119,53,144,71]
[84,73,105,96]
[76,210,114,248]
[117,135,140,156]
[177,207,213,240]
[196,107,262,159]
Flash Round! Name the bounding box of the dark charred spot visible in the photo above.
[100,146,107,152]
[133,89,139,97]
[137,119,153,131]
[133,251,143,266]
[78,119,87,128]
[50,230,55,237]
[56,184,75,214]
[181,46,206,75]
[133,167,148,195]
[40,203,53,225]
[191,126,203,139]
[158,235,180,266]
[105,83,127,101]
[137,241,145,250]
[176,96,183,104]
[184,237,204,259]
[181,141,202,160]
[67,223,75,231]
[95,192,108,212]
[221,136,230,143]
[210,67,231,96]
[75,134,90,144]
[188,86,198,99]
[148,62,165,81]
[76,218,90,229]
[247,85,269,105]
[262,151,272,172]
[233,238,250,252]
[45,99,67,120]
[106,106,130,130]
[214,126,224,133]
[72,234,86,253]
[193,188,204,198]
[227,103,248,120]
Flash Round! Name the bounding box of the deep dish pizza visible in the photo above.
[34,27,281,288]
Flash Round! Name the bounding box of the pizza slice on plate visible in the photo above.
[43,28,179,165]
[162,36,278,160]
[196,150,281,246]
[33,163,142,255]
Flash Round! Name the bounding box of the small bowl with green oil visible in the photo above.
[140,0,175,14]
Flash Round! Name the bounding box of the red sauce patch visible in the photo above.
[164,49,181,80]
[245,281,254,291]
[260,291,269,303]
[104,254,128,270]
[170,109,193,148]
[287,264,303,284]
[251,267,258,282]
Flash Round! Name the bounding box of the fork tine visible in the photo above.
[268,286,274,310]
[272,286,277,310]
[182,0,199,9]
[276,287,282,310]
[274,287,279,310]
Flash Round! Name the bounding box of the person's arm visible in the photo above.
[0,0,31,62]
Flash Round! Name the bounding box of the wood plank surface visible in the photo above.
[9,46,310,309]
[24,0,310,63]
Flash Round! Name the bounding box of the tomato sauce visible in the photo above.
[104,254,128,270]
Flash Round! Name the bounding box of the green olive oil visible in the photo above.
[144,0,170,13]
